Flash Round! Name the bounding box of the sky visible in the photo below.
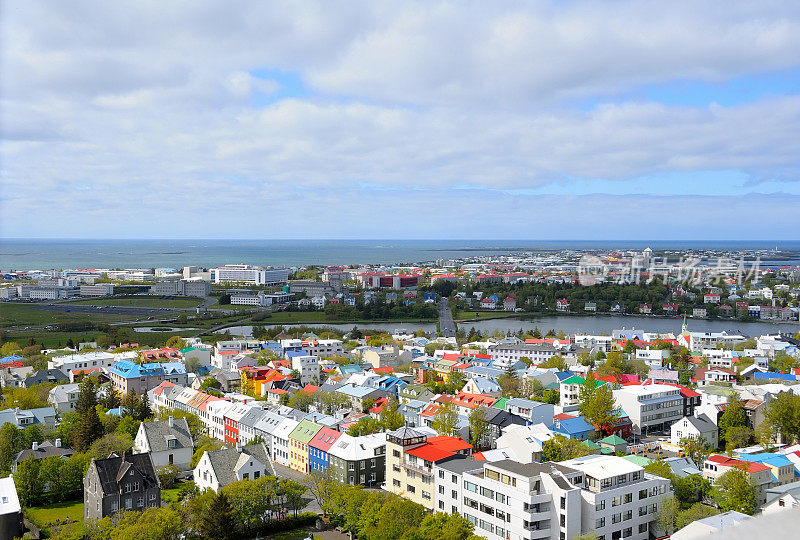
[1,1,800,240]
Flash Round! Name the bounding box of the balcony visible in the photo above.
[401,460,432,476]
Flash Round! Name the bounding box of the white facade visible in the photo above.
[48,351,128,375]
[613,384,683,435]
[291,355,320,385]
[271,417,299,466]
[211,264,288,286]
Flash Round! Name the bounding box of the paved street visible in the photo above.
[439,297,457,337]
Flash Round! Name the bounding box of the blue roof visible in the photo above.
[336,384,375,398]
[753,372,797,382]
[286,350,308,358]
[161,362,187,375]
[550,416,594,436]
[736,453,793,467]
[109,360,164,378]
[340,364,363,374]
[555,370,575,381]
[1,354,24,363]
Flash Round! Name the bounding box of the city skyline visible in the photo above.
[2,1,800,239]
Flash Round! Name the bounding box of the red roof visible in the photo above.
[553,412,576,420]
[442,352,461,361]
[473,451,486,461]
[373,367,395,374]
[425,435,472,452]
[661,382,700,398]
[308,426,343,452]
[707,455,770,473]
[302,384,320,394]
[406,445,457,462]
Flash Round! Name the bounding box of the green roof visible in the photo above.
[179,347,197,353]
[561,375,603,388]
[288,420,323,444]
[600,447,615,455]
[599,435,627,446]
[621,455,653,467]
[582,440,600,449]
[492,397,509,409]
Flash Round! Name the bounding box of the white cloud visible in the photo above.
[1,1,800,238]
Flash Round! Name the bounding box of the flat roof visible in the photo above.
[488,459,577,478]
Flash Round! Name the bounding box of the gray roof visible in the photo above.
[765,479,800,504]
[205,443,270,488]
[90,452,159,496]
[140,417,193,453]
[25,369,68,386]
[13,440,74,467]
[436,455,483,474]
[238,408,267,430]
[489,459,577,478]
[683,414,717,433]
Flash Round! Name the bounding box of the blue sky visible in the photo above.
[1,1,799,240]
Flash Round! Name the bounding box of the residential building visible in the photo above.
[287,419,323,474]
[327,432,387,487]
[79,284,115,296]
[308,426,344,473]
[0,477,23,540]
[385,427,471,509]
[291,354,320,385]
[613,383,683,435]
[12,439,73,472]
[670,415,718,448]
[0,406,56,429]
[702,455,775,504]
[108,361,165,395]
[670,511,750,540]
[193,443,271,492]
[48,383,81,413]
[134,417,194,470]
[84,453,161,520]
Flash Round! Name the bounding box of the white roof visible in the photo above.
[561,454,643,479]
[0,477,21,515]
[615,383,680,397]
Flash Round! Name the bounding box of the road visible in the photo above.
[439,297,457,337]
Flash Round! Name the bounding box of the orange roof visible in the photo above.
[406,444,457,462]
[473,451,486,461]
[302,384,320,394]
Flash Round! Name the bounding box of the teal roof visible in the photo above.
[600,435,627,446]
[492,397,509,409]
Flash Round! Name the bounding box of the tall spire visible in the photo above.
[681,315,688,335]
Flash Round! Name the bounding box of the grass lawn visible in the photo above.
[69,296,203,309]
[26,499,84,527]
[160,486,182,504]
[266,532,322,540]
[0,302,134,328]
[453,310,520,322]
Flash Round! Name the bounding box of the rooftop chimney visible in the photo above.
[168,416,174,428]
[32,441,38,451]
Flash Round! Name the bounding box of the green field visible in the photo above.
[70,296,203,308]
[26,499,84,527]
[0,302,135,328]
[453,310,520,322]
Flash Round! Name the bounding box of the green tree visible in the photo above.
[539,354,568,371]
[88,432,134,460]
[135,393,152,421]
[416,512,476,540]
[37,455,62,503]
[719,397,748,446]
[679,435,714,467]
[380,398,405,431]
[643,459,673,479]
[764,391,800,444]
[279,478,308,516]
[15,457,42,506]
[74,405,104,452]
[675,502,719,530]
[656,496,681,535]
[541,435,594,462]
[711,467,758,515]
[430,401,459,437]
[157,464,180,489]
[115,415,141,440]
[725,425,754,453]
[673,474,712,504]
[468,407,490,450]
[578,373,617,434]
[121,389,140,416]
[0,423,23,473]
[75,377,97,415]
[497,365,521,397]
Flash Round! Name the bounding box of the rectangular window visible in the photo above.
[623,493,632,504]
[622,528,632,538]
[639,489,647,500]
[596,500,606,511]
[596,518,605,528]
[639,523,648,533]
[439,470,445,479]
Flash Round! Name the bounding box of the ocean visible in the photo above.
[1,239,799,271]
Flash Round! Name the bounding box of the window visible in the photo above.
[495,492,505,504]
[125,498,132,509]
[439,501,445,510]
[638,523,648,533]
[452,490,457,499]
[639,506,647,517]
[623,510,632,521]
[149,493,157,501]
[439,485,445,494]
[407,485,415,493]
[623,493,632,504]
[596,500,606,511]
[612,513,622,524]
[485,469,500,481]
[422,491,431,500]
[393,450,400,457]
[612,496,622,506]
[452,474,457,483]
[639,489,647,500]
[393,479,401,487]
[138,497,144,507]
[111,501,119,512]
[596,518,605,528]
[622,528,632,538]
[439,470,445,479]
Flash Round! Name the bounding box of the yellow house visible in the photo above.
[287,420,323,474]
[385,427,472,510]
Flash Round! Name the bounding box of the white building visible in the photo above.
[211,265,288,286]
[670,415,718,448]
[270,417,299,466]
[79,284,115,297]
[435,454,669,540]
[613,383,683,435]
[134,417,194,470]
[302,339,344,358]
[193,443,271,492]
[47,383,81,413]
[48,351,130,375]
[291,355,320,385]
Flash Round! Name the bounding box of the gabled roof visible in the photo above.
[204,443,270,488]
[140,417,193,453]
[90,452,159,495]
